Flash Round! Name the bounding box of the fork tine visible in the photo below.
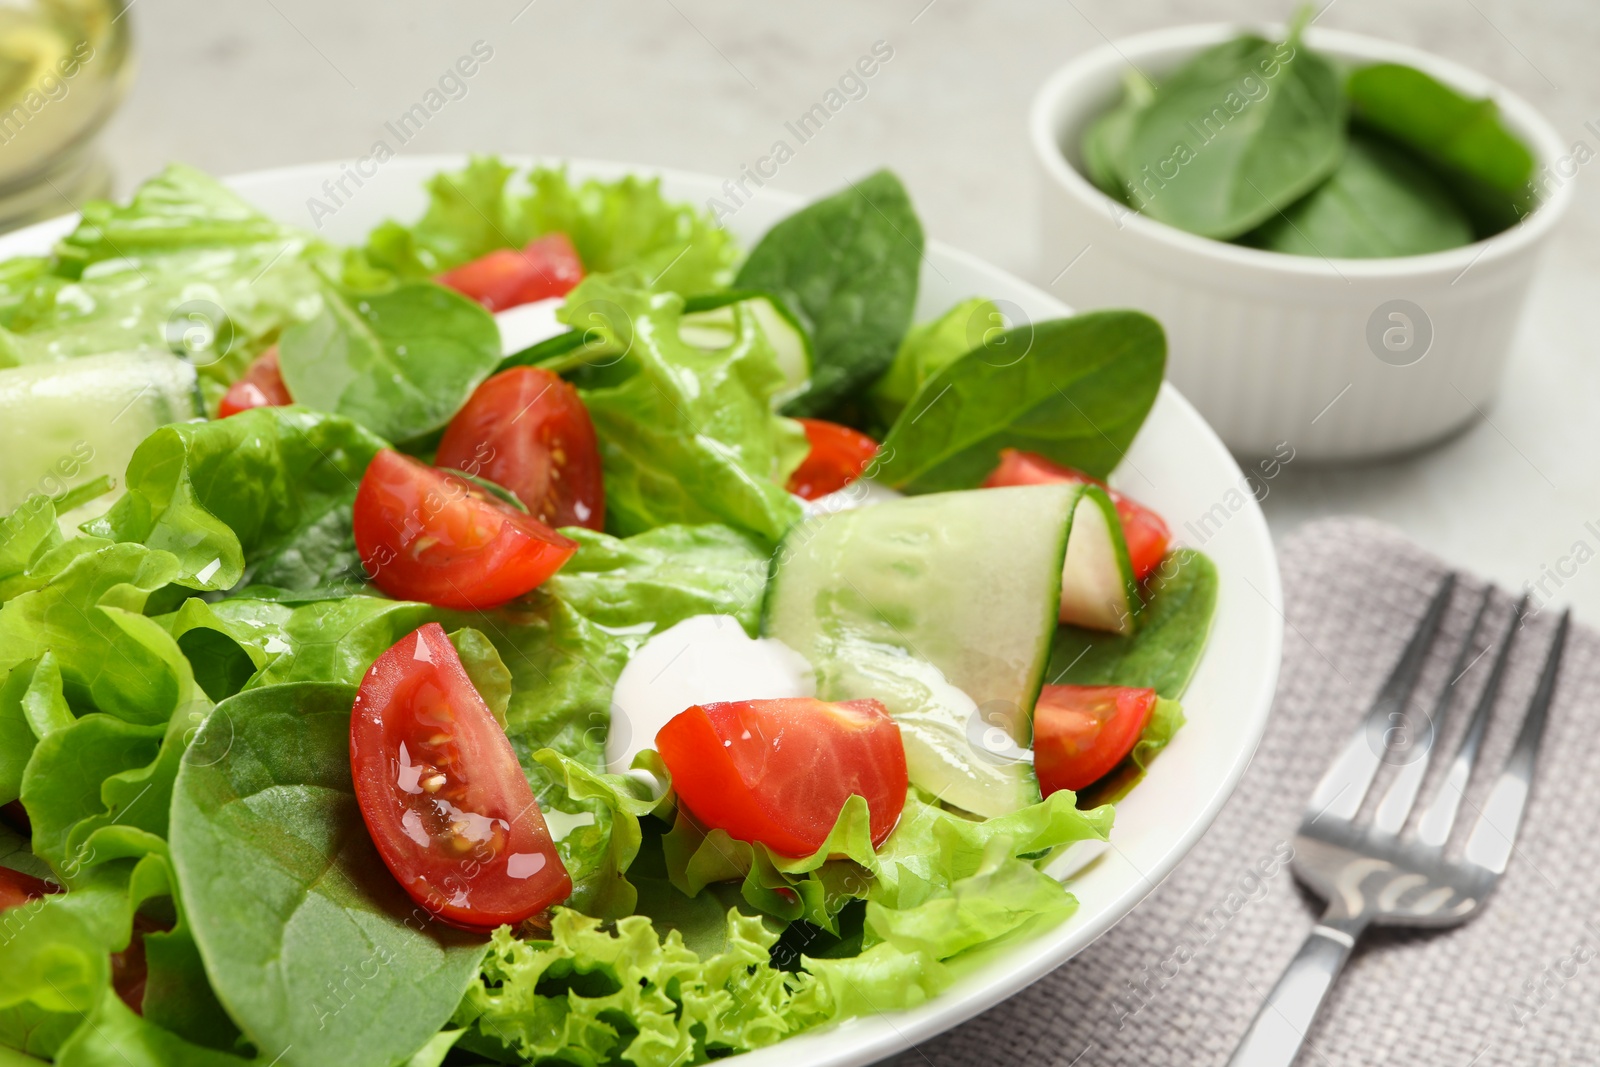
[1462,610,1570,873]
[1305,573,1456,824]
[1414,595,1530,848]
[1372,585,1494,835]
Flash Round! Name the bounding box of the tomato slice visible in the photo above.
[351,623,571,930]
[983,448,1171,581]
[786,419,880,501]
[217,346,292,418]
[656,697,907,856]
[0,865,56,910]
[352,449,578,610]
[434,367,605,530]
[436,234,586,312]
[1033,684,1156,796]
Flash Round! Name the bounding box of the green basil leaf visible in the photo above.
[1121,31,1346,239]
[1047,547,1218,699]
[277,280,500,444]
[1244,133,1473,258]
[873,310,1166,491]
[735,170,923,418]
[1347,61,1536,232]
[169,682,488,1067]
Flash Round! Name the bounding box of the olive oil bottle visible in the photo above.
[0,0,133,232]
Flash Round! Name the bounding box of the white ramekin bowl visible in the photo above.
[1031,24,1574,460]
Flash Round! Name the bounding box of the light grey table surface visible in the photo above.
[100,0,1600,617]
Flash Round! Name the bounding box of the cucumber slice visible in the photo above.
[1060,487,1138,635]
[765,482,1122,817]
[0,352,201,523]
[681,290,811,405]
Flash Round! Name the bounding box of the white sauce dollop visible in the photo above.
[798,478,903,517]
[604,614,815,774]
[494,298,566,356]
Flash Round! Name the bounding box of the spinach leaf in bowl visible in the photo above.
[1346,61,1537,235]
[734,169,923,420]
[1118,26,1346,239]
[1243,132,1474,258]
[872,309,1165,492]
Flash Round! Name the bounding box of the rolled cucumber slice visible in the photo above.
[681,290,811,405]
[0,351,201,522]
[763,482,1136,817]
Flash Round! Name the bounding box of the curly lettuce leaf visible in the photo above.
[357,157,736,295]
[544,523,769,635]
[84,407,385,593]
[5,165,329,407]
[455,909,828,1067]
[562,276,806,546]
[0,542,182,723]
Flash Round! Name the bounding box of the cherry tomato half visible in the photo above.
[352,449,578,610]
[0,866,56,910]
[786,419,880,501]
[1033,684,1156,796]
[435,367,605,531]
[351,623,571,930]
[437,234,586,313]
[656,697,907,857]
[983,449,1170,581]
[218,346,292,418]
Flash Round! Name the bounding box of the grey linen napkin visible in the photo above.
[888,517,1600,1067]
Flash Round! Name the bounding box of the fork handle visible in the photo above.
[1224,914,1367,1067]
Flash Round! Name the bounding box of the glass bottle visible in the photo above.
[0,0,133,232]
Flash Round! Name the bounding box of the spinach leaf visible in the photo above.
[85,407,384,592]
[1079,70,1155,201]
[277,280,500,445]
[1047,547,1218,699]
[561,276,806,546]
[169,683,488,1067]
[868,297,997,430]
[734,170,923,418]
[1347,61,1535,233]
[1120,28,1346,239]
[356,157,736,296]
[872,310,1166,492]
[1245,133,1473,257]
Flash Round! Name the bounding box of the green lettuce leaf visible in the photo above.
[357,157,736,295]
[454,909,828,1067]
[84,407,385,592]
[868,296,995,430]
[562,276,806,545]
[543,523,769,634]
[276,279,501,444]
[5,165,329,406]
[0,542,182,723]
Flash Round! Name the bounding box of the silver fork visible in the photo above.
[1226,574,1571,1067]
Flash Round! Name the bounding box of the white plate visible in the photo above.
[0,157,1283,1066]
